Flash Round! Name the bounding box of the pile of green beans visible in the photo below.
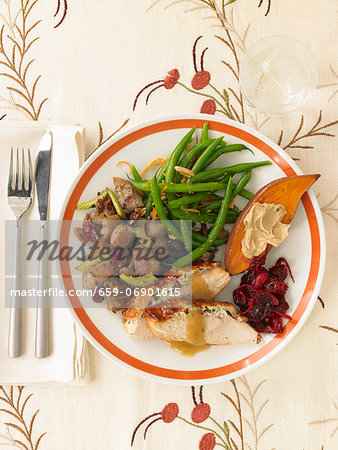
[126,123,271,265]
[174,178,234,267]
[190,161,271,183]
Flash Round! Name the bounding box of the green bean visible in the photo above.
[170,209,217,224]
[144,159,169,217]
[216,174,230,186]
[190,137,224,175]
[201,144,248,170]
[167,192,211,209]
[199,193,222,203]
[165,127,196,202]
[174,178,234,266]
[180,219,191,251]
[170,208,239,224]
[201,122,208,142]
[192,239,201,249]
[190,200,200,210]
[199,183,252,203]
[232,171,251,198]
[145,193,153,218]
[165,127,196,184]
[192,230,227,246]
[131,165,143,182]
[217,173,231,183]
[199,198,223,213]
[128,178,228,193]
[240,188,253,200]
[129,177,253,203]
[179,139,218,169]
[200,198,241,215]
[212,174,252,201]
[175,139,221,183]
[150,177,181,239]
[157,158,169,181]
[190,161,271,183]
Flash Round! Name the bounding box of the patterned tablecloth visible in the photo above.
[0,1,337,449]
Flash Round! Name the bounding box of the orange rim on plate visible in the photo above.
[60,119,321,381]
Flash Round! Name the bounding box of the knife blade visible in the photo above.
[35,131,52,358]
[35,131,52,221]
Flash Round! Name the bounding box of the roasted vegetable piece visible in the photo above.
[76,187,126,219]
[224,174,320,275]
[76,191,108,210]
[105,187,127,218]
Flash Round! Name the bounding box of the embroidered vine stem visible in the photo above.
[319,325,338,334]
[238,376,273,450]
[320,193,338,224]
[222,379,244,450]
[209,416,234,449]
[177,81,234,119]
[177,416,232,449]
[258,0,272,17]
[54,0,68,29]
[0,0,47,119]
[0,385,46,450]
[278,111,338,150]
[96,118,130,150]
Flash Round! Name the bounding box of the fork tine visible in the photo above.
[22,148,27,191]
[27,148,32,192]
[8,147,14,191]
[15,147,19,190]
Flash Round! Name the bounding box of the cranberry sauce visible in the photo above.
[233,250,294,334]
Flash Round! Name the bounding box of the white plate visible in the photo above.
[59,114,325,385]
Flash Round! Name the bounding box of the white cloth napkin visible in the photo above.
[0,121,89,384]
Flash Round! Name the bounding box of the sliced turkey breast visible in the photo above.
[162,261,231,301]
[146,301,260,346]
[122,294,153,339]
[122,262,231,339]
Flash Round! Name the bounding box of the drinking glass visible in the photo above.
[239,35,318,115]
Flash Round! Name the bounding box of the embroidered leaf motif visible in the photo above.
[278,111,338,150]
[96,118,130,150]
[0,386,46,449]
[0,0,48,120]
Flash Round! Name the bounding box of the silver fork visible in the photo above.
[7,148,33,358]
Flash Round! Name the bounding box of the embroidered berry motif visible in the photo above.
[191,71,211,90]
[161,403,179,423]
[199,432,216,450]
[131,386,242,448]
[191,403,211,423]
[200,99,216,115]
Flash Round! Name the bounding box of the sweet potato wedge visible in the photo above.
[224,174,320,274]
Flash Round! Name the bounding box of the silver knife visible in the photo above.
[35,131,52,358]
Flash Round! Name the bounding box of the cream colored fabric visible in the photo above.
[0,0,337,449]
